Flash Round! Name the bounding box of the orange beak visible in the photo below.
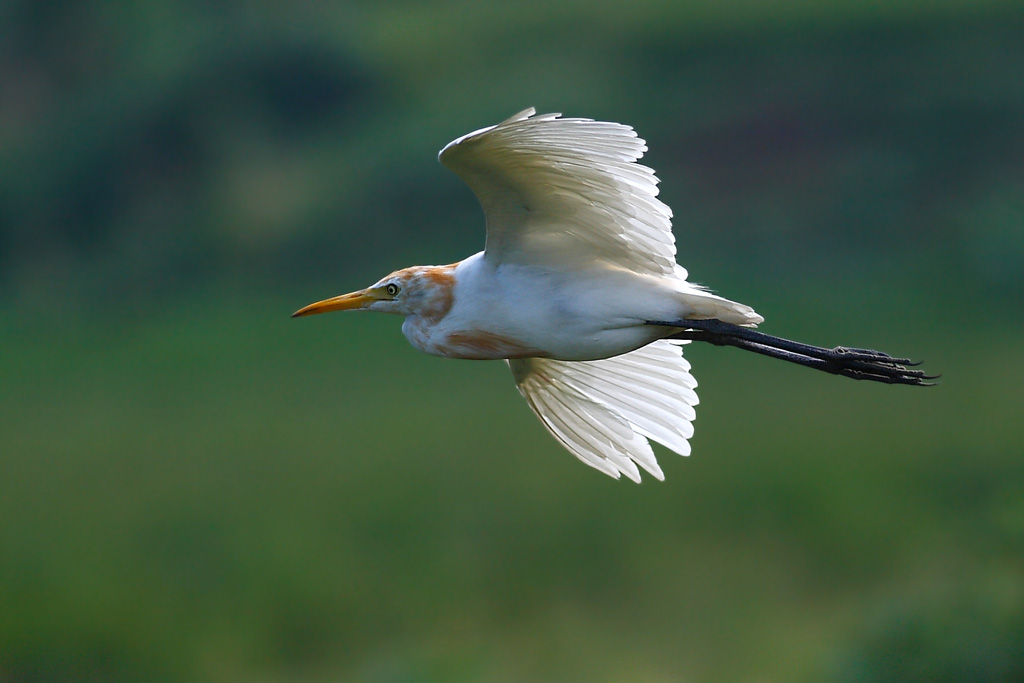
[292,289,376,318]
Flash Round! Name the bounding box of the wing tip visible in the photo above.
[500,107,538,124]
[439,107,543,163]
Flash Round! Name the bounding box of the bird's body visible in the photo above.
[295,109,930,482]
[393,253,756,362]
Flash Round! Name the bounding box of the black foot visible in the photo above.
[650,318,937,386]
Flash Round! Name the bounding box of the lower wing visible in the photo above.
[508,340,699,482]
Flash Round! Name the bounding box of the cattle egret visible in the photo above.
[294,109,932,482]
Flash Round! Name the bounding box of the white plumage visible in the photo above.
[435,108,753,480]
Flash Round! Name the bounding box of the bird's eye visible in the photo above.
[385,283,400,297]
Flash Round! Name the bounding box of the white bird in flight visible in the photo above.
[294,109,931,482]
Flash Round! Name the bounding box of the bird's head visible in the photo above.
[292,264,456,321]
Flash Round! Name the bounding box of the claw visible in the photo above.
[831,347,916,365]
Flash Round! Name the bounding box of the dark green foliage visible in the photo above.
[1,1,1022,681]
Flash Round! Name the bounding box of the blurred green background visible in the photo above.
[2,1,1023,681]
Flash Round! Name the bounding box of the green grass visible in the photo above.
[1,282,1022,682]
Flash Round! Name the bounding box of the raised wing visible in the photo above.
[509,340,698,482]
[439,108,678,275]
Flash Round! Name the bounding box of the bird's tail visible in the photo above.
[679,290,764,327]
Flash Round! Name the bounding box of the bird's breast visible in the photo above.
[402,317,547,360]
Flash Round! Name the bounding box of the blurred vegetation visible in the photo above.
[1,1,1023,681]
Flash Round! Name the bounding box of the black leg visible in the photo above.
[649,318,937,386]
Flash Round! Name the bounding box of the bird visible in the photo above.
[293,108,932,482]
